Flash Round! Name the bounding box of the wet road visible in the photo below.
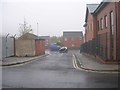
[2,51,118,88]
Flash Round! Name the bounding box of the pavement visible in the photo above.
[1,55,48,66]
[72,50,119,72]
[0,50,50,66]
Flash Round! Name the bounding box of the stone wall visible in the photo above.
[15,39,35,57]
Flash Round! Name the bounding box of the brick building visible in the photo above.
[94,2,120,63]
[39,36,50,49]
[84,4,99,42]
[16,33,45,57]
[63,31,83,49]
[82,2,120,64]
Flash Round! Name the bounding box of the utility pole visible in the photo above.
[37,22,39,36]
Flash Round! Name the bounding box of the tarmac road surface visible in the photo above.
[2,51,119,88]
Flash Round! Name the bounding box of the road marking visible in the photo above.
[73,56,79,69]
[72,55,120,74]
[72,55,77,69]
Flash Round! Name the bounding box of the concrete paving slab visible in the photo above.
[71,50,119,71]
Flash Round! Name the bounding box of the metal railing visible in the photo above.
[80,33,108,61]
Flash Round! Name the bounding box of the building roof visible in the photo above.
[39,36,50,40]
[93,2,109,15]
[63,31,83,38]
[87,4,99,13]
[18,33,44,40]
[85,4,99,23]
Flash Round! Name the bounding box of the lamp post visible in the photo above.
[37,22,39,36]
[37,22,39,40]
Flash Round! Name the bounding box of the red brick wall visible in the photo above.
[35,40,45,56]
[93,16,97,38]
[96,3,117,61]
[117,2,120,60]
[85,14,94,42]
[63,37,83,49]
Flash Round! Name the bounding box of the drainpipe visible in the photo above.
[116,2,119,61]
[115,2,118,61]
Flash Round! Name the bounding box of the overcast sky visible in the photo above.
[2,0,102,37]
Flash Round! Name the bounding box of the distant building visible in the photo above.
[63,31,83,49]
[39,36,50,49]
[15,33,45,57]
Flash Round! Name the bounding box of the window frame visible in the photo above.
[110,11,114,35]
[104,15,108,29]
[100,18,103,30]
[97,20,99,31]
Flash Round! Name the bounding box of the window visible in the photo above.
[110,11,114,35]
[72,44,75,47]
[104,15,108,28]
[110,11,114,60]
[100,18,103,30]
[80,37,82,40]
[64,38,67,41]
[90,23,93,31]
[87,25,89,32]
[71,38,74,41]
[97,21,99,31]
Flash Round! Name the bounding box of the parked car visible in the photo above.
[50,43,61,51]
[59,47,68,53]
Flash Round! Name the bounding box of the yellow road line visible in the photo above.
[72,55,120,74]
[72,56,77,69]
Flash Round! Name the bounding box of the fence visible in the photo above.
[80,33,108,61]
[1,34,15,59]
[0,35,2,60]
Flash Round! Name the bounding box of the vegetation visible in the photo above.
[19,18,32,36]
[50,36,62,46]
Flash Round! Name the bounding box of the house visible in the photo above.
[15,33,45,57]
[83,4,99,42]
[94,2,120,63]
[39,36,50,49]
[62,31,83,49]
[82,1,120,64]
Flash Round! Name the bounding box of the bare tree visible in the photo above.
[19,18,32,36]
